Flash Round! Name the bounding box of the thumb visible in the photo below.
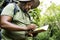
[29,33,33,37]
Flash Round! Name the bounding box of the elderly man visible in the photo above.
[1,0,40,40]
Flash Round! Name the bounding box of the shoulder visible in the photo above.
[5,3,15,9]
[2,3,15,12]
[1,3,15,17]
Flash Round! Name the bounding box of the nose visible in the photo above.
[25,5,32,11]
[29,6,31,9]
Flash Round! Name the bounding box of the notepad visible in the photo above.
[34,25,49,31]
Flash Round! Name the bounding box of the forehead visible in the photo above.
[26,1,33,4]
[20,1,33,5]
[26,1,34,5]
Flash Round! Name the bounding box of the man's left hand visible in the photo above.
[27,31,38,37]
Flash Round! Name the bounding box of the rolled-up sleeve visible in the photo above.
[1,3,14,17]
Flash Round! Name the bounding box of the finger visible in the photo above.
[29,33,33,37]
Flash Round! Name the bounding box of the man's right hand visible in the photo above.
[26,24,36,31]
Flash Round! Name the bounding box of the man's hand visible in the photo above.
[27,24,38,36]
[26,24,36,30]
[26,24,38,37]
[27,31,38,37]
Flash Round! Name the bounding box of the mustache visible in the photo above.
[23,9,27,13]
[22,9,29,13]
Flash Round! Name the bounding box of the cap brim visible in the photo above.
[13,0,31,2]
[19,0,31,1]
[32,0,40,8]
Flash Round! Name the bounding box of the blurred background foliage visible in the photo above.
[0,0,4,7]
[29,0,60,40]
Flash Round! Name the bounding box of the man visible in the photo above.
[1,0,40,40]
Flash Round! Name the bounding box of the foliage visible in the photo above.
[30,3,60,40]
[29,8,41,27]
[0,0,4,7]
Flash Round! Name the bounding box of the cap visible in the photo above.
[13,0,40,8]
[32,0,40,8]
